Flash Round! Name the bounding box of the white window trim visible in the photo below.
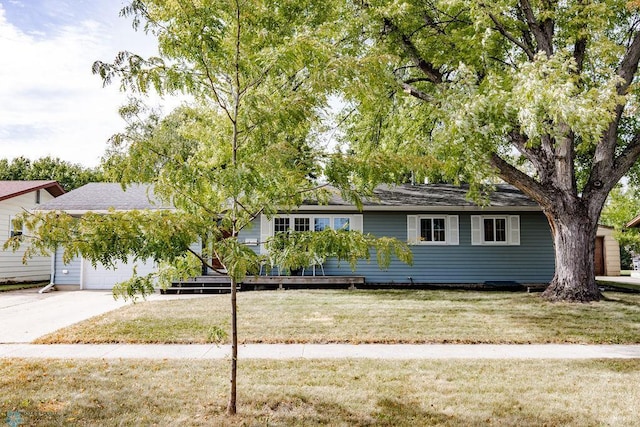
[407,215,459,246]
[471,215,520,246]
[260,214,363,254]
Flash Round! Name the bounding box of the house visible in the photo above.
[36,183,172,290]
[40,182,566,290]
[595,225,621,277]
[253,183,556,285]
[625,214,640,276]
[0,180,65,283]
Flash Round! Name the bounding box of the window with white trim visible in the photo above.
[334,217,350,231]
[407,215,459,245]
[314,217,330,231]
[483,217,506,242]
[471,215,520,245]
[274,217,290,233]
[269,214,361,234]
[9,215,24,238]
[294,217,310,232]
[260,214,363,253]
[421,217,446,242]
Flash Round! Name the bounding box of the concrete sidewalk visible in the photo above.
[1,343,640,360]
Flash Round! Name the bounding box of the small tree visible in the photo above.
[11,0,411,415]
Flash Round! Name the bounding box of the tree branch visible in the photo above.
[509,130,535,160]
[613,133,640,183]
[573,37,587,74]
[383,17,443,83]
[617,30,640,96]
[519,0,554,55]
[401,82,434,102]
[588,30,640,195]
[486,11,535,60]
[186,246,226,274]
[489,153,553,208]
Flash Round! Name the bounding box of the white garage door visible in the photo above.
[81,258,157,290]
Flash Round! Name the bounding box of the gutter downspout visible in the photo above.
[39,248,56,294]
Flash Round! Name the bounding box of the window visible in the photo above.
[483,217,506,242]
[420,217,446,242]
[261,214,363,254]
[268,215,360,235]
[274,217,290,233]
[294,217,310,232]
[407,215,459,245]
[35,189,41,204]
[471,215,520,245]
[314,217,330,231]
[334,217,350,231]
[9,216,23,238]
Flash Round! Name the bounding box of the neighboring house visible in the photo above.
[595,225,621,277]
[0,180,65,283]
[625,215,640,276]
[41,182,569,289]
[37,183,172,290]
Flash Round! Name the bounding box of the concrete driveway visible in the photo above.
[0,288,134,343]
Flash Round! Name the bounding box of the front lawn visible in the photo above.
[1,358,639,426]
[36,289,640,344]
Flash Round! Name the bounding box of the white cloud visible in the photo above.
[0,1,174,167]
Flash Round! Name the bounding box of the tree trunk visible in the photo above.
[226,277,238,415]
[541,212,601,302]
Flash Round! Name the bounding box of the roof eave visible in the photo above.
[626,214,640,228]
[294,204,542,212]
[0,181,65,202]
[34,207,176,215]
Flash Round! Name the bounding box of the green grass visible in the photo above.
[1,359,639,426]
[0,282,47,292]
[36,289,640,344]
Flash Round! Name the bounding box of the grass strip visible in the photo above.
[1,358,639,426]
[36,289,640,344]
[0,282,46,292]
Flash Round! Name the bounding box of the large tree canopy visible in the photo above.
[0,156,103,191]
[331,0,640,302]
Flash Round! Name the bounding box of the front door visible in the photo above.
[211,229,233,271]
[595,236,605,276]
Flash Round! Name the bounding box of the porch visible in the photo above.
[161,275,366,294]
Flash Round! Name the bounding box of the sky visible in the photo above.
[0,0,173,167]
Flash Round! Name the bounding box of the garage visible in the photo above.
[81,257,157,290]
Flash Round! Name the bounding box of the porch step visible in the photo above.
[162,276,239,294]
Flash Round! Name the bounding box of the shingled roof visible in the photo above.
[37,183,171,212]
[302,183,539,211]
[0,180,65,202]
[37,182,539,213]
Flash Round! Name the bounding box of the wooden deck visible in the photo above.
[162,275,366,294]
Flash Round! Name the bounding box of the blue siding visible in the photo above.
[54,247,81,285]
[238,223,260,249]
[319,211,554,284]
